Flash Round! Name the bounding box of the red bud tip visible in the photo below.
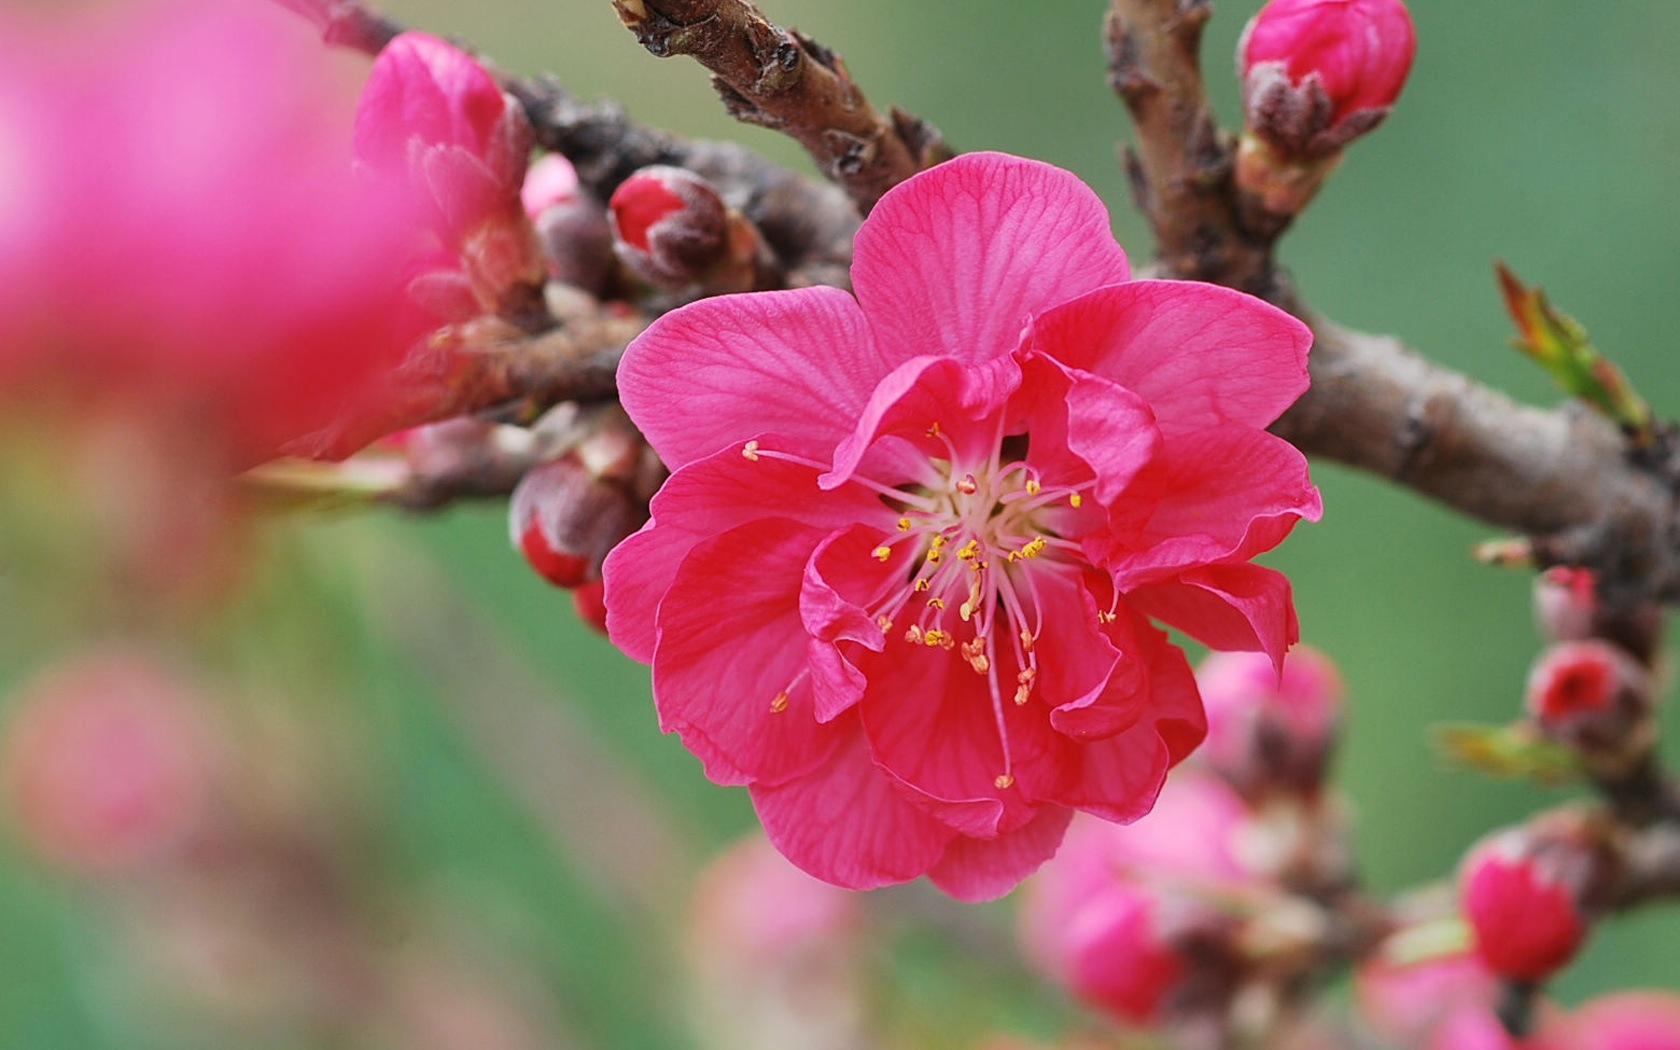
[572,580,609,634]
[609,172,689,253]
[1461,825,1595,982]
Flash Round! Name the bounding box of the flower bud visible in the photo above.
[573,579,609,635]
[1357,948,1501,1045]
[1238,0,1416,158]
[1533,567,1662,666]
[0,651,214,872]
[1524,640,1654,777]
[1194,645,1344,800]
[355,32,545,322]
[522,154,615,296]
[509,454,645,590]
[1460,819,1606,983]
[609,166,732,290]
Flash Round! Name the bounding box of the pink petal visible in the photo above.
[1028,280,1312,433]
[1045,623,1206,822]
[750,721,956,890]
[822,353,1021,491]
[617,286,890,471]
[1046,595,1149,740]
[927,805,1074,902]
[1014,351,1162,505]
[1019,568,1124,732]
[801,525,906,723]
[1097,424,1321,586]
[1129,564,1301,673]
[650,520,842,786]
[603,441,885,662]
[853,152,1131,367]
[858,640,1056,838]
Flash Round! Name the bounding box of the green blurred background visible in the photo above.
[5,1,1680,1046]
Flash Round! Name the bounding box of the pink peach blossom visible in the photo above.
[603,152,1320,898]
[0,0,423,464]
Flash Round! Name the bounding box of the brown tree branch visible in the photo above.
[609,0,949,214]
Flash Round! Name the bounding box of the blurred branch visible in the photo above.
[268,0,402,52]
[609,0,949,215]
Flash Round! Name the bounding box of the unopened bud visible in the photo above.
[522,153,615,296]
[509,454,645,589]
[355,32,545,322]
[1238,0,1416,158]
[609,166,734,290]
[1533,566,1662,666]
[1194,645,1345,800]
[1460,818,1608,983]
[1524,640,1654,778]
[1357,948,1501,1045]
[573,579,609,635]
[1235,0,1415,228]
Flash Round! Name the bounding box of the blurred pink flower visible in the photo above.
[605,151,1319,898]
[1559,993,1680,1050]
[0,650,215,872]
[1461,825,1594,982]
[1356,948,1501,1045]
[1018,773,1256,1023]
[0,0,424,464]
[354,30,544,323]
[1195,644,1344,798]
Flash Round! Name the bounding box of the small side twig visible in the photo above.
[611,0,948,214]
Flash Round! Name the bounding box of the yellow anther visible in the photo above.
[1017,535,1047,560]
[926,548,943,565]
[1013,684,1032,706]
[913,578,931,593]
[770,691,789,713]
[741,440,760,461]
[1098,610,1117,624]
[896,517,912,532]
[931,535,948,549]
[872,545,893,562]
[958,601,974,621]
[1025,479,1041,496]
[926,597,945,610]
[876,614,894,631]
[1020,629,1035,652]
[905,625,924,644]
[1007,551,1020,563]
[994,774,1015,789]
[922,629,954,649]
[956,539,981,562]
[956,473,979,495]
[926,421,942,438]
[1017,668,1037,684]
[1069,492,1083,509]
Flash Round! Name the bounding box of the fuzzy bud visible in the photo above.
[1524,640,1654,777]
[608,166,732,290]
[1460,819,1606,983]
[522,153,615,296]
[1533,567,1663,666]
[509,454,645,590]
[1238,0,1416,158]
[1194,646,1345,800]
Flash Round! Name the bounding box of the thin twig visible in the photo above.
[610,0,948,214]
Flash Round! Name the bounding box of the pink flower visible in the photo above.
[0,650,215,872]
[1239,0,1417,156]
[1356,949,1501,1045]
[1559,993,1680,1050]
[354,31,544,322]
[604,152,1320,898]
[1195,644,1344,798]
[0,0,423,464]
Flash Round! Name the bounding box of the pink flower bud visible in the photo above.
[1533,567,1662,665]
[608,165,729,289]
[1056,885,1188,1024]
[1559,992,1680,1050]
[509,455,645,589]
[1356,949,1501,1044]
[573,580,609,635]
[1461,823,1601,982]
[1238,0,1417,157]
[1525,641,1652,764]
[0,652,214,872]
[522,154,615,295]
[355,32,543,321]
[1194,645,1344,799]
